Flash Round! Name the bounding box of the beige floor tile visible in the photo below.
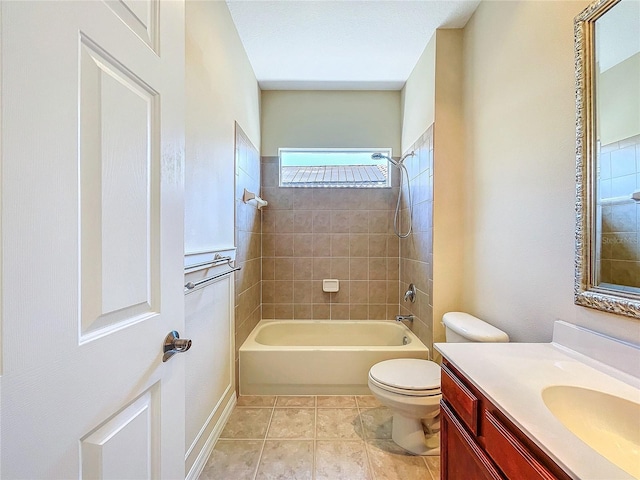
[237,395,276,407]
[316,408,362,439]
[359,407,393,439]
[255,440,313,480]
[199,440,262,480]
[366,439,431,480]
[267,408,315,439]
[221,408,273,439]
[425,456,440,480]
[317,395,357,408]
[356,395,383,408]
[275,396,316,407]
[315,440,371,480]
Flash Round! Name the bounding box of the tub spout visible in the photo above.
[395,315,414,324]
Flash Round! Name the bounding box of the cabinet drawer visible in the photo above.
[441,363,479,435]
[484,411,558,480]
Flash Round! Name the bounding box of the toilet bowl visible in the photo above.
[368,312,509,455]
[368,358,442,455]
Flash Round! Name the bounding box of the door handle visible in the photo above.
[162,330,192,362]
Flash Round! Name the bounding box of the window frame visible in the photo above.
[278,147,393,188]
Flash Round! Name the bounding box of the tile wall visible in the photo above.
[234,124,263,382]
[399,126,434,352]
[260,157,401,320]
[599,134,640,288]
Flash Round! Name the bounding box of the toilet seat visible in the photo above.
[368,359,441,397]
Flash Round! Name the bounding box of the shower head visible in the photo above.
[371,152,400,166]
[371,151,415,167]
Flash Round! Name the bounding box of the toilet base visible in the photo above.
[391,412,440,456]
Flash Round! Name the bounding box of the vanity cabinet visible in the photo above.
[440,360,572,480]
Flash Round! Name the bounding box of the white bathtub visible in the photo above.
[239,320,429,395]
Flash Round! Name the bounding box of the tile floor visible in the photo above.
[200,395,440,480]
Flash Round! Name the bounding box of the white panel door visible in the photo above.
[1,1,185,478]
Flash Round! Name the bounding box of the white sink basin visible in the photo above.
[542,385,640,478]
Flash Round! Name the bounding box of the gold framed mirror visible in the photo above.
[575,0,640,318]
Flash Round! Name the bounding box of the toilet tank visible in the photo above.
[442,312,509,343]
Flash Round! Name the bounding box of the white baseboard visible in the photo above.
[185,393,237,480]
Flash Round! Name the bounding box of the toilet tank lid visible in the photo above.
[442,312,509,342]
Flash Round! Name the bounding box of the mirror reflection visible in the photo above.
[594,0,640,292]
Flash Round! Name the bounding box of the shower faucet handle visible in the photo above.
[404,283,416,303]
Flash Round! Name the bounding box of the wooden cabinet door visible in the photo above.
[441,401,504,480]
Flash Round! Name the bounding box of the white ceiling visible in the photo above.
[226,0,481,90]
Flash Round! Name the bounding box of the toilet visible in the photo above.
[367,312,509,456]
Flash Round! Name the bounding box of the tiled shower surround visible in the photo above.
[234,126,436,376]
[399,126,434,351]
[234,125,262,382]
[261,157,401,321]
[599,134,640,288]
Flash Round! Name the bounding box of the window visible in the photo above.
[279,148,393,188]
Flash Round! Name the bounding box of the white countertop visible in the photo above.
[435,341,640,480]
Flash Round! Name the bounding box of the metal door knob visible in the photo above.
[163,330,192,362]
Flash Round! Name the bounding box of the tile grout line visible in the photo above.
[357,398,377,480]
[312,395,317,480]
[251,401,276,480]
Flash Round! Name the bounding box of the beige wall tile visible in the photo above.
[350,304,369,320]
[313,234,331,257]
[312,211,331,232]
[312,284,331,304]
[260,154,402,320]
[313,303,331,319]
[369,281,387,303]
[262,281,275,303]
[274,281,294,303]
[350,234,369,257]
[332,257,350,279]
[274,257,294,281]
[313,257,331,280]
[350,281,369,303]
[331,304,350,319]
[331,282,350,304]
[350,258,368,280]
[331,234,350,256]
[294,257,313,280]
[294,281,313,303]
[369,257,387,280]
[369,211,388,233]
[262,210,275,233]
[294,234,314,257]
[294,303,312,319]
[369,304,386,320]
[294,189,315,210]
[369,235,387,257]
[262,303,275,319]
[262,257,275,280]
[331,211,351,233]
[294,210,313,233]
[274,303,294,319]
[275,210,294,233]
[275,234,294,256]
[350,210,369,233]
[262,234,275,257]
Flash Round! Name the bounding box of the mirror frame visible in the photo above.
[574,0,640,318]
